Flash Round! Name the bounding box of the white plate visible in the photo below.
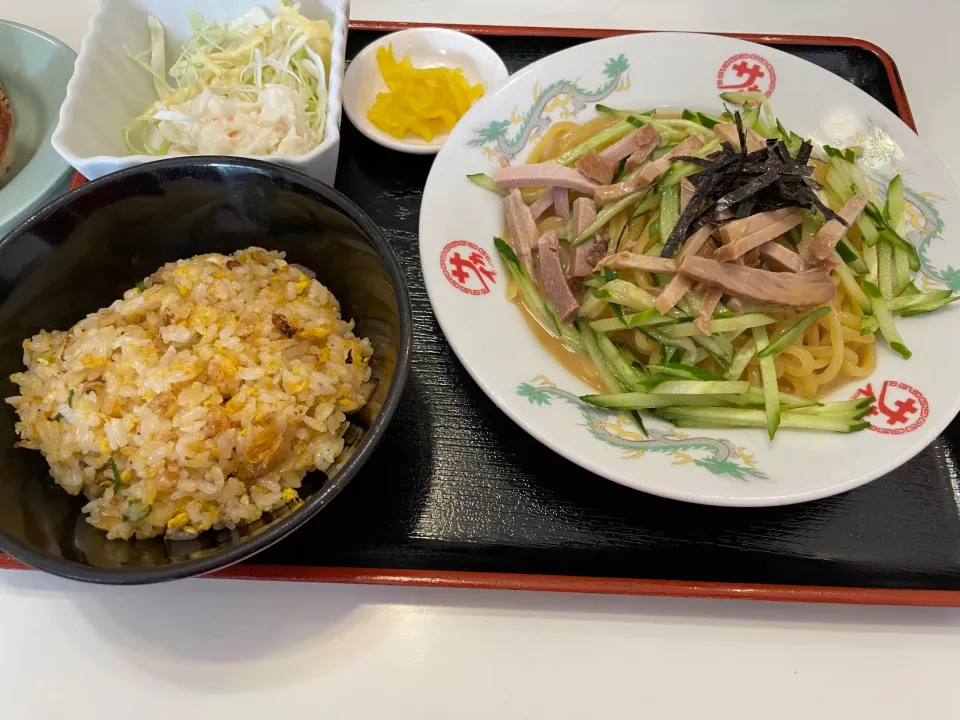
[419,32,960,507]
[343,28,509,154]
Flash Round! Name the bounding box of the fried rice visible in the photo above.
[6,248,374,541]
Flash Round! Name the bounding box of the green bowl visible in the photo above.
[0,21,75,238]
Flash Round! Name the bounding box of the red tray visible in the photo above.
[5,23,952,607]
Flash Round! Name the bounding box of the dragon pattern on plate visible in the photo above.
[517,377,767,481]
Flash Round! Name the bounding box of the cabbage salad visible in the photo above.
[125,3,333,157]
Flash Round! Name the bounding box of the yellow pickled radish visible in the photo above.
[367,45,485,142]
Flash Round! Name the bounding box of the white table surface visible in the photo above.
[2,1,960,718]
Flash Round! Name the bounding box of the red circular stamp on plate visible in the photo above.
[850,380,929,435]
[717,53,777,98]
[440,240,497,296]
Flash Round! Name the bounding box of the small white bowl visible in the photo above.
[342,28,509,155]
[52,0,349,185]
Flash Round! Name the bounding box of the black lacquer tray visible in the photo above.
[9,24,960,605]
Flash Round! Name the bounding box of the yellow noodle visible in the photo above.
[553,115,619,157]
[538,215,566,233]
[842,342,877,378]
[511,117,882,402]
[780,345,816,375]
[528,121,579,163]
[816,306,847,386]
[608,210,628,253]
[626,215,648,250]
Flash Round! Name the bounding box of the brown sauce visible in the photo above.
[512,296,605,392]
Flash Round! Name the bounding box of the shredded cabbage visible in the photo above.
[124,3,332,157]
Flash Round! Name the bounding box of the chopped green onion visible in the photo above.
[67,389,74,407]
[53,413,64,422]
[136,281,147,293]
[122,500,153,523]
[757,307,830,358]
[108,458,122,493]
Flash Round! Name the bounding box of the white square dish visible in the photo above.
[51,0,349,184]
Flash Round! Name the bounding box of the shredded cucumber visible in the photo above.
[658,406,869,433]
[572,190,650,247]
[467,173,508,196]
[660,314,774,338]
[658,183,681,243]
[757,307,830,358]
[725,338,757,381]
[864,281,911,359]
[551,120,638,167]
[751,326,781,439]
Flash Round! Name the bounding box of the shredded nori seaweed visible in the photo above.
[659,112,844,258]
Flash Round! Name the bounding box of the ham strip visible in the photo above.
[575,150,617,184]
[568,197,603,277]
[599,125,660,163]
[594,137,703,205]
[714,122,766,153]
[696,287,724,334]
[636,136,704,187]
[596,252,678,274]
[725,296,745,314]
[714,210,802,262]
[493,163,599,195]
[679,178,696,211]
[624,140,660,170]
[654,224,716,315]
[797,196,868,264]
[758,242,807,273]
[677,255,837,308]
[719,209,798,245]
[504,192,539,276]
[538,230,579,322]
[528,191,554,221]
[553,186,570,219]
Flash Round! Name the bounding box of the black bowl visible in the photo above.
[0,157,412,583]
